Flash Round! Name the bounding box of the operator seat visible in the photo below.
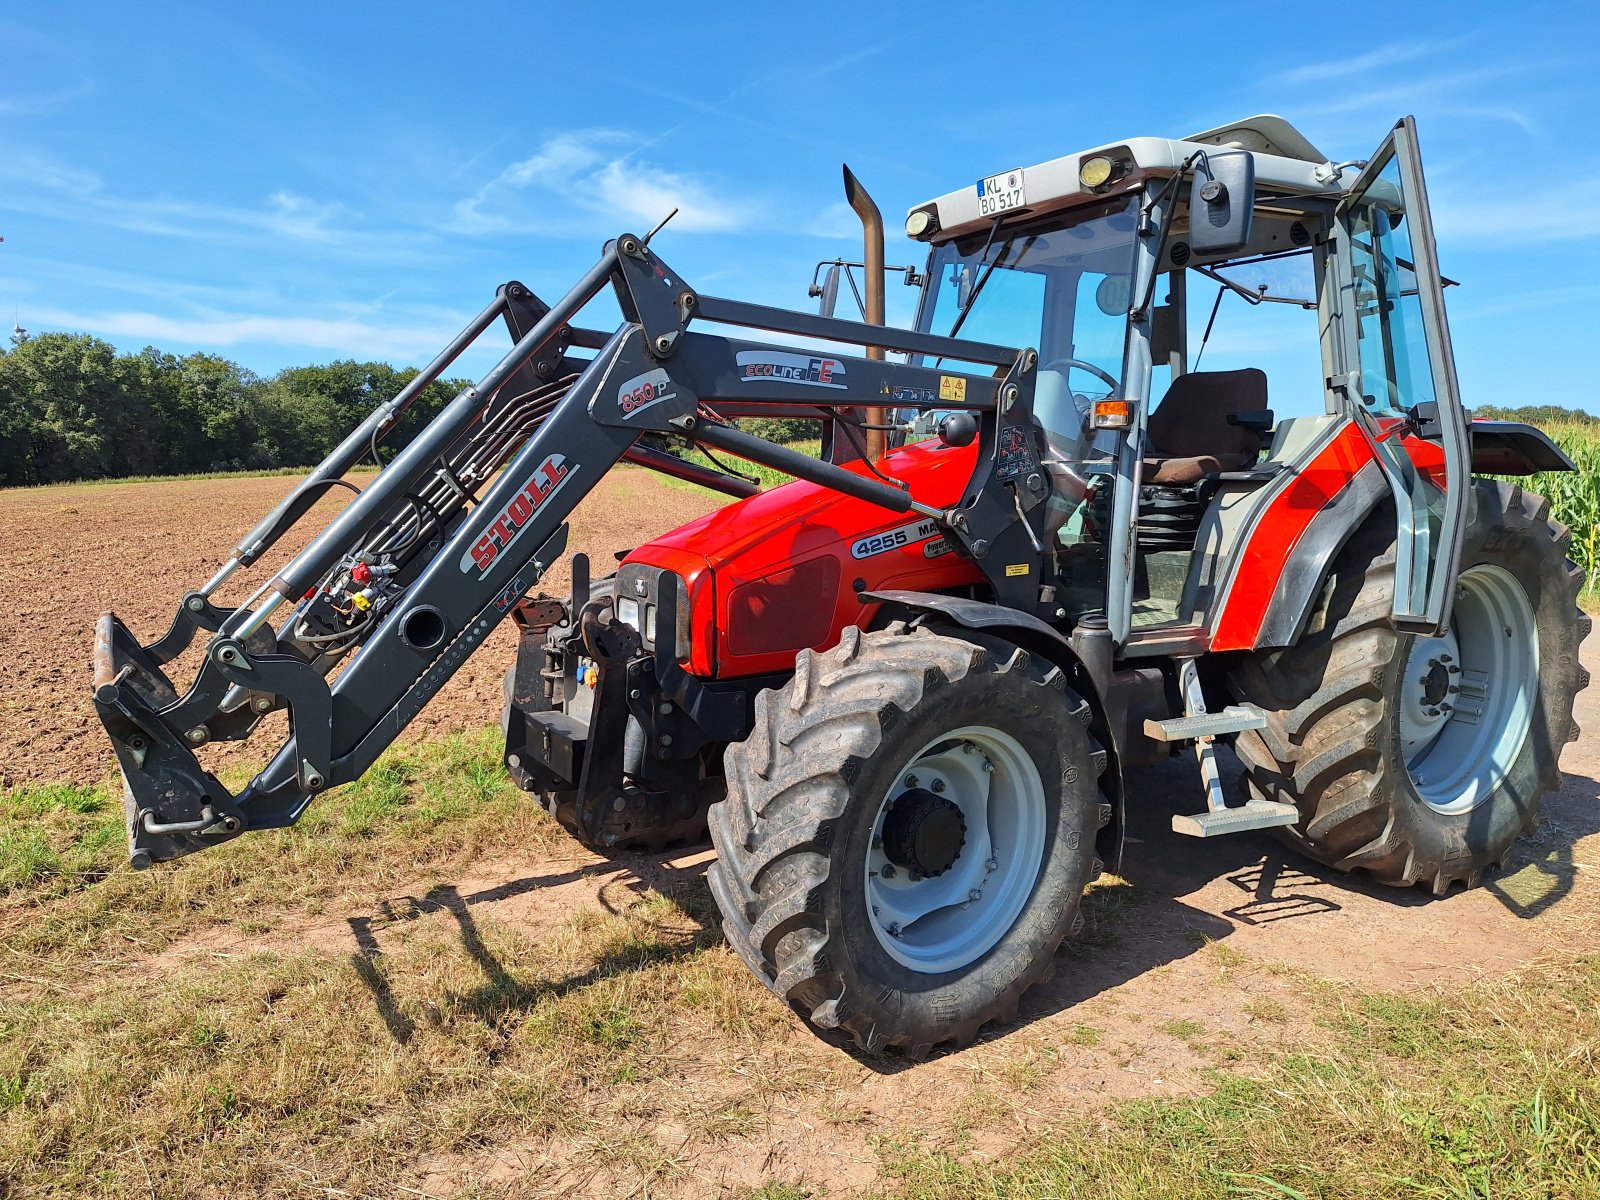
[1142,368,1269,485]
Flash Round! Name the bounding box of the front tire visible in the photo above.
[707,625,1108,1056]
[1230,481,1590,894]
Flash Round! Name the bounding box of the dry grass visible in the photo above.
[3,730,1599,1198]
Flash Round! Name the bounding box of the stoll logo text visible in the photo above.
[735,351,847,389]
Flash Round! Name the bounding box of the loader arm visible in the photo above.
[93,234,1051,866]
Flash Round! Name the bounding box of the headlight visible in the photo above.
[615,564,693,660]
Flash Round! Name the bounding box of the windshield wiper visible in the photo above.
[935,222,1034,368]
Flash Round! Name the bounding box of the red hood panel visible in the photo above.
[624,438,985,677]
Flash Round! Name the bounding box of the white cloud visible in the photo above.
[452,130,754,236]
[804,201,862,240]
[0,147,426,261]
[1430,175,1600,247]
[1268,42,1440,87]
[25,304,463,363]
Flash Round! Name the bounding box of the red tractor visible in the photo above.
[95,115,1589,1056]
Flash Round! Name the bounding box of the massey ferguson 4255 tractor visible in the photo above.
[95,115,1589,1055]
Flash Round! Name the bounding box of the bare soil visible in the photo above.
[0,469,723,788]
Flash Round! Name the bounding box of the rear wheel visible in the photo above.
[1229,481,1590,894]
[708,625,1108,1055]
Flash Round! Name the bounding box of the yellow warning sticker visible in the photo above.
[939,375,967,402]
[1005,563,1029,577]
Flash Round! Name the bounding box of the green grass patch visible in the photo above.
[0,465,381,494]
[646,439,824,496]
[875,960,1600,1199]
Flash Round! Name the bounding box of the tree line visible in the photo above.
[0,331,466,488]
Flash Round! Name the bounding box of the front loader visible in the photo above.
[94,115,1589,1055]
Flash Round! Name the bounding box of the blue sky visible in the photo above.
[2,0,1597,415]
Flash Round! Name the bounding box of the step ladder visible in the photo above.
[1144,658,1298,838]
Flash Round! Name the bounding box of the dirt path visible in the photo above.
[0,469,723,787]
[141,647,1600,1197]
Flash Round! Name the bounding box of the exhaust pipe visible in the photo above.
[843,165,887,461]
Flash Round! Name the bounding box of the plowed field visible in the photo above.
[0,469,724,788]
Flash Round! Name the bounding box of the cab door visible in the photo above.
[1332,116,1471,634]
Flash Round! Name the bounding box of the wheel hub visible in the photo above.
[1400,563,1539,815]
[881,789,966,877]
[863,728,1048,974]
[1419,659,1450,708]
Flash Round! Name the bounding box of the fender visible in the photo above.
[1253,460,1391,649]
[859,589,1139,876]
[1236,421,1574,651]
[1469,420,1576,475]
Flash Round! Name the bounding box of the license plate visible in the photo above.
[976,168,1025,217]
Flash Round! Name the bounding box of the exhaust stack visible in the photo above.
[843,165,887,460]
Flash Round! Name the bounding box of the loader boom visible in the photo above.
[94,233,1046,866]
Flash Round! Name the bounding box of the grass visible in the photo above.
[875,961,1600,1199]
[0,465,383,494]
[655,439,824,495]
[3,728,1598,1197]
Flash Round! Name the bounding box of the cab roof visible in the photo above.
[910,114,1343,245]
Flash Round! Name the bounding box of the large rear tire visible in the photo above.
[1229,481,1590,894]
[707,625,1108,1056]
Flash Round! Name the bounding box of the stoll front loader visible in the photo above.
[94,115,1588,1055]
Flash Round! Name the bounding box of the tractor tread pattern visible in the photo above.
[1228,482,1589,892]
[709,625,1103,1057]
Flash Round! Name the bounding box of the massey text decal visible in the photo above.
[617,369,677,419]
[462,454,576,578]
[851,517,942,560]
[736,350,846,389]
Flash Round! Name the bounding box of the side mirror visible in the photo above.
[1187,150,1255,255]
[814,264,841,318]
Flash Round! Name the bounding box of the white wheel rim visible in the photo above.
[863,725,1047,974]
[1401,564,1539,816]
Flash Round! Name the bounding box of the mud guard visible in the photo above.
[859,589,1128,876]
[1252,422,1573,652]
[1252,462,1392,650]
[1469,421,1577,476]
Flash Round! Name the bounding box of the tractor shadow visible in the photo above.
[338,749,1599,1063]
[343,854,717,1046]
[1116,746,1600,924]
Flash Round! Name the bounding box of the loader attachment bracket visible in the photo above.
[94,612,249,866]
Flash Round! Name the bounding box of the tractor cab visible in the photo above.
[905,115,1472,649]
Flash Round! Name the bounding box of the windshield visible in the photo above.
[917,195,1141,460]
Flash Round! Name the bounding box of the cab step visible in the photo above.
[1161,659,1295,839]
[1171,798,1299,838]
[1144,704,1265,742]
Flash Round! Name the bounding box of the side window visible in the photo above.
[1345,159,1438,416]
[1182,254,1323,418]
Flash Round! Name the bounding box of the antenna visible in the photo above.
[643,208,679,245]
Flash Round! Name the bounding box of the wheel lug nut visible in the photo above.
[968,889,982,902]
[931,779,946,794]
[880,864,896,879]
[904,775,918,789]
[886,922,902,937]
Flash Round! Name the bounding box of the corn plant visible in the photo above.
[1522,423,1600,596]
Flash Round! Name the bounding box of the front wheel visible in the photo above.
[1229,481,1590,894]
[707,625,1108,1056]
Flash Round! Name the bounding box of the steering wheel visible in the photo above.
[1040,356,1120,394]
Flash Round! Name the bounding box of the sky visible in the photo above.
[2,0,1597,417]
